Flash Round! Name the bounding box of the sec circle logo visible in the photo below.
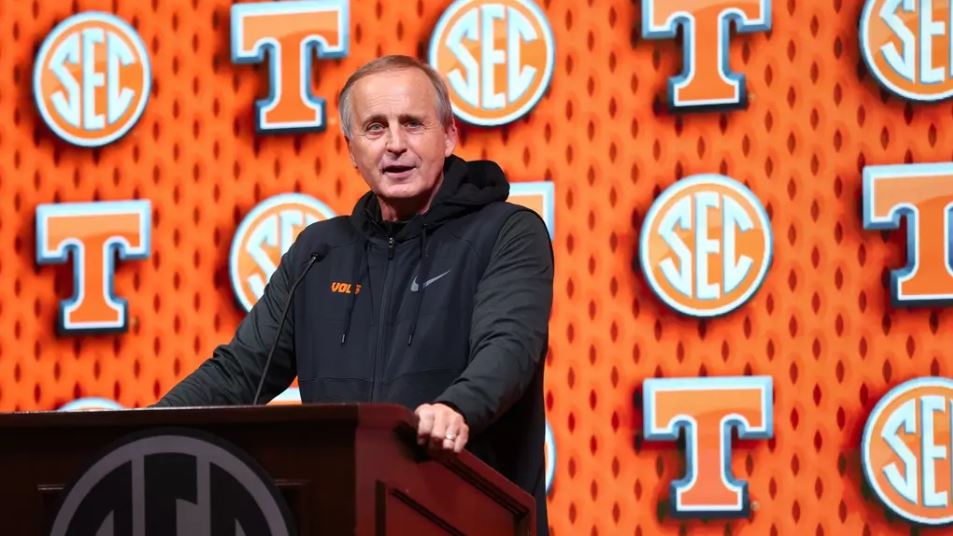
[58,397,125,411]
[33,12,151,147]
[544,419,556,494]
[863,377,953,525]
[51,428,294,536]
[860,0,953,101]
[230,193,336,312]
[639,174,773,317]
[429,0,555,126]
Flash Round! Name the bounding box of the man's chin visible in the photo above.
[379,188,422,201]
[378,178,423,197]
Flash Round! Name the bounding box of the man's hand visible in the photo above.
[414,402,469,454]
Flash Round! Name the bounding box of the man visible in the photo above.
[157,55,553,534]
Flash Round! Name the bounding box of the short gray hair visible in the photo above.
[338,55,454,139]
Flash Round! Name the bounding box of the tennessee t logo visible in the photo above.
[643,376,773,517]
[863,163,953,306]
[641,0,771,110]
[36,201,151,334]
[231,0,349,133]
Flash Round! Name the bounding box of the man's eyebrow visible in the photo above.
[361,114,387,127]
[360,113,427,128]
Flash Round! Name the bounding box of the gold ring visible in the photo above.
[445,432,456,441]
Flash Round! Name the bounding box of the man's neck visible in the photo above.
[379,198,424,222]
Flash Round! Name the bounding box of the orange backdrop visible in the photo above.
[3,0,952,534]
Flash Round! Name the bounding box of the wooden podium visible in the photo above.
[0,404,535,535]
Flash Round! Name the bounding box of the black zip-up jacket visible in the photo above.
[157,155,554,534]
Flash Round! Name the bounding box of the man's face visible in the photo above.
[345,68,457,213]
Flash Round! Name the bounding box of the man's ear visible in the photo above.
[345,136,357,168]
[444,120,458,157]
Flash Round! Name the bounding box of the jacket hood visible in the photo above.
[351,154,510,239]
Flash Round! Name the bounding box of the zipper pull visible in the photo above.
[387,236,395,259]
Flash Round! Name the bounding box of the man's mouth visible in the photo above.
[382,164,415,178]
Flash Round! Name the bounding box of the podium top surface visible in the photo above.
[0,403,413,429]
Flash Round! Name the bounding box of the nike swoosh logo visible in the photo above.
[410,270,451,292]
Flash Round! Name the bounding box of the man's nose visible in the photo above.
[384,124,407,153]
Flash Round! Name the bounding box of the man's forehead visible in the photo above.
[350,68,437,117]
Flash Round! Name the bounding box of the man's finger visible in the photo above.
[439,415,467,451]
[429,411,449,450]
[416,406,435,445]
[441,418,458,451]
[452,426,468,453]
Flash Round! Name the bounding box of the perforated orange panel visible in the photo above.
[4,0,953,534]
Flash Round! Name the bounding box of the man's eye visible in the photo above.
[366,123,384,132]
[405,121,424,129]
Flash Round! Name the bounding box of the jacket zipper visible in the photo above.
[370,235,395,401]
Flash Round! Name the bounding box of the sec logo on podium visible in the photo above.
[50,429,294,535]
[230,193,336,312]
[639,174,773,318]
[33,12,151,147]
[429,0,555,126]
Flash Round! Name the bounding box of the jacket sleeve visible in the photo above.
[153,247,300,407]
[434,210,553,433]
